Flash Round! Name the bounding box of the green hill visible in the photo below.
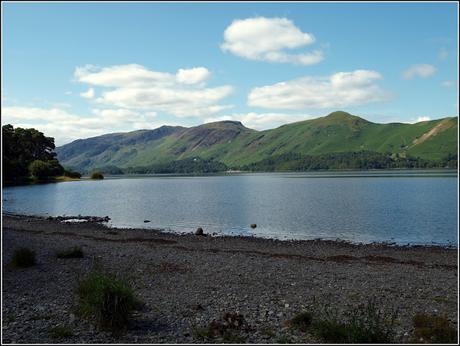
[56,111,458,173]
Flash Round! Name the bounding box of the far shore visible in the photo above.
[2,213,457,343]
[3,167,457,188]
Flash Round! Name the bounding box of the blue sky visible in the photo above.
[2,2,458,145]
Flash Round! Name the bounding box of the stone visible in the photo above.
[250,224,257,229]
[195,227,204,236]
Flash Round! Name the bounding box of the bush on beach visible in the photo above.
[56,246,84,259]
[77,269,138,333]
[411,313,457,343]
[11,248,36,268]
[290,298,398,343]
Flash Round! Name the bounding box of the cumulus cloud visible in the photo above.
[221,17,323,65]
[176,67,211,85]
[416,116,431,122]
[205,112,313,130]
[80,88,95,99]
[441,80,454,88]
[74,64,233,117]
[2,106,162,145]
[438,48,448,61]
[248,70,390,110]
[402,64,437,80]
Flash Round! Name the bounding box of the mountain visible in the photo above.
[56,111,458,173]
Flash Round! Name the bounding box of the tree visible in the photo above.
[28,160,63,179]
[2,124,65,183]
[90,171,104,179]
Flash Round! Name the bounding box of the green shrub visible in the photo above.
[11,248,36,267]
[311,298,398,343]
[289,311,313,332]
[48,325,73,339]
[77,270,137,332]
[56,246,84,259]
[90,171,104,180]
[411,313,457,343]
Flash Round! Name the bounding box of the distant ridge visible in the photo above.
[56,111,458,172]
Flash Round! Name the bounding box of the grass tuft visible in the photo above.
[192,312,247,342]
[289,311,313,332]
[11,248,36,268]
[48,325,73,339]
[56,246,84,259]
[411,313,457,343]
[310,298,398,343]
[77,269,139,333]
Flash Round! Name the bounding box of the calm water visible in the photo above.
[2,171,458,246]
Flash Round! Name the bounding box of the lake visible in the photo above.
[2,170,458,246]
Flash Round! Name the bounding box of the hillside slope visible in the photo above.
[56,111,458,172]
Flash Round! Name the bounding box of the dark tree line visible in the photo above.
[2,124,71,184]
[240,151,458,172]
[123,157,228,174]
[90,151,457,175]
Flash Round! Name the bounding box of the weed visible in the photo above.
[411,313,457,343]
[192,312,248,342]
[192,326,214,340]
[11,248,36,268]
[311,298,398,343]
[289,311,313,332]
[275,334,294,343]
[56,246,84,259]
[77,269,139,333]
[48,325,73,339]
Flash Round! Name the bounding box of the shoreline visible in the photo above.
[2,211,458,250]
[3,167,457,187]
[2,213,458,343]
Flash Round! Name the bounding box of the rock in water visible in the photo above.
[144,220,151,223]
[195,227,204,236]
[250,224,257,229]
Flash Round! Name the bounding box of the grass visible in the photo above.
[275,334,294,344]
[11,248,36,268]
[52,176,81,182]
[56,246,84,259]
[30,313,53,321]
[192,326,214,339]
[192,312,247,343]
[289,311,313,332]
[48,325,73,339]
[307,298,398,343]
[77,269,139,333]
[411,313,457,343]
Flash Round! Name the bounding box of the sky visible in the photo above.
[2,1,458,145]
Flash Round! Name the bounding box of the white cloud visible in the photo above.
[441,80,454,88]
[438,48,448,61]
[205,112,313,130]
[221,17,323,65]
[80,88,95,99]
[402,64,437,80]
[176,67,211,85]
[74,64,233,117]
[416,116,431,122]
[248,70,390,110]
[2,106,162,145]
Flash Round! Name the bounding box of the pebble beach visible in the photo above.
[2,213,458,343]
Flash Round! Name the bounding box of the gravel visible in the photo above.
[2,214,457,343]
